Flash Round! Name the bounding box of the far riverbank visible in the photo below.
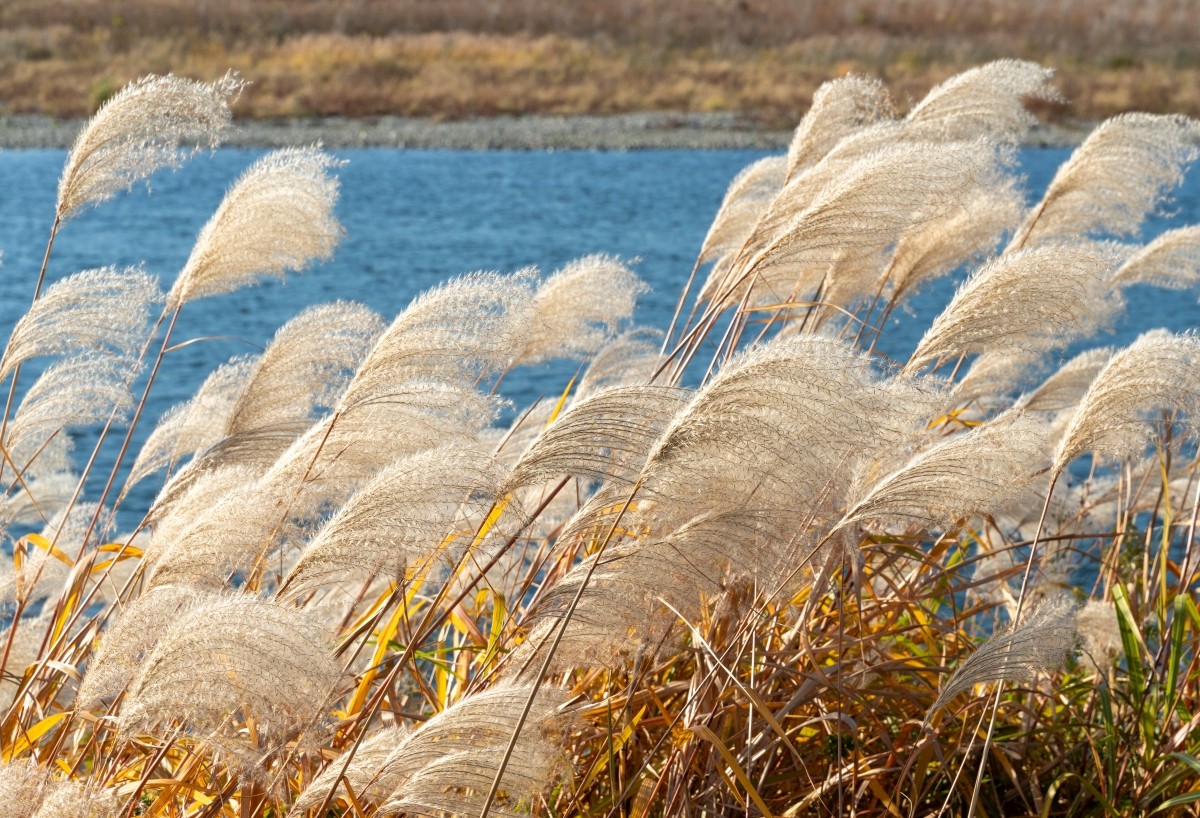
[0,112,1090,151]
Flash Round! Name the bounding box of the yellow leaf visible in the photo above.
[546,375,577,427]
[5,712,69,761]
[580,705,646,792]
[688,724,775,818]
[22,532,73,566]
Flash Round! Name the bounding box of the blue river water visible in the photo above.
[0,147,1198,526]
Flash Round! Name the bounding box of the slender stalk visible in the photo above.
[308,477,573,817]
[5,307,179,719]
[966,471,1059,818]
[663,256,703,352]
[478,480,641,818]
[0,214,61,485]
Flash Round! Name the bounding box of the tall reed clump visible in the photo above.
[2,59,1200,818]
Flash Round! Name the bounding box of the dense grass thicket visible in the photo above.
[3,61,1200,817]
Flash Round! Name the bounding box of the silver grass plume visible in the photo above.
[380,740,566,818]
[41,499,112,554]
[524,510,781,670]
[147,480,283,589]
[1076,599,1122,673]
[503,385,691,491]
[0,542,68,608]
[13,434,73,482]
[57,71,244,221]
[118,594,342,769]
[905,243,1125,374]
[642,336,945,521]
[29,779,120,818]
[144,464,262,564]
[165,147,344,309]
[576,328,666,399]
[1054,331,1200,474]
[822,179,1024,313]
[952,348,1043,408]
[735,140,1007,307]
[884,182,1025,309]
[840,411,1052,531]
[281,446,517,599]
[0,502,110,605]
[0,610,54,704]
[77,584,210,706]
[262,380,497,519]
[701,135,897,304]
[340,270,535,398]
[144,422,315,527]
[926,595,1077,720]
[517,255,646,365]
[292,685,571,814]
[321,683,570,817]
[786,74,895,181]
[549,481,638,555]
[0,266,162,380]
[0,759,53,815]
[125,355,257,492]
[4,355,136,471]
[696,155,787,270]
[716,63,1046,300]
[1011,113,1200,248]
[904,60,1059,145]
[1017,347,1116,413]
[1110,224,1200,290]
[226,301,385,436]
[289,725,408,811]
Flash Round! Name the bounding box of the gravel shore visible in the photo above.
[0,111,1089,150]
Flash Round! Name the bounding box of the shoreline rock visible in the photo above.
[0,111,1089,151]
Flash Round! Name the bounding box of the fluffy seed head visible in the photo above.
[166,146,344,309]
[576,328,666,398]
[1012,113,1200,248]
[57,71,244,221]
[0,266,162,380]
[340,270,536,403]
[226,301,385,435]
[30,779,120,818]
[697,155,787,267]
[927,595,1077,720]
[906,243,1125,374]
[905,60,1060,145]
[1110,224,1200,290]
[118,594,342,770]
[125,355,257,492]
[282,446,515,599]
[504,385,691,491]
[841,411,1052,531]
[1054,331,1200,473]
[5,355,135,472]
[787,74,895,180]
[737,140,1008,308]
[0,759,53,814]
[1018,347,1116,413]
[518,255,646,365]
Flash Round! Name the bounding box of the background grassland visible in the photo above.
[5,0,1200,124]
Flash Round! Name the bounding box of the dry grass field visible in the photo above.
[2,0,1200,123]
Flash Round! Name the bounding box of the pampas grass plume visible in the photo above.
[927,595,1077,720]
[0,266,162,380]
[166,146,344,309]
[57,71,244,221]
